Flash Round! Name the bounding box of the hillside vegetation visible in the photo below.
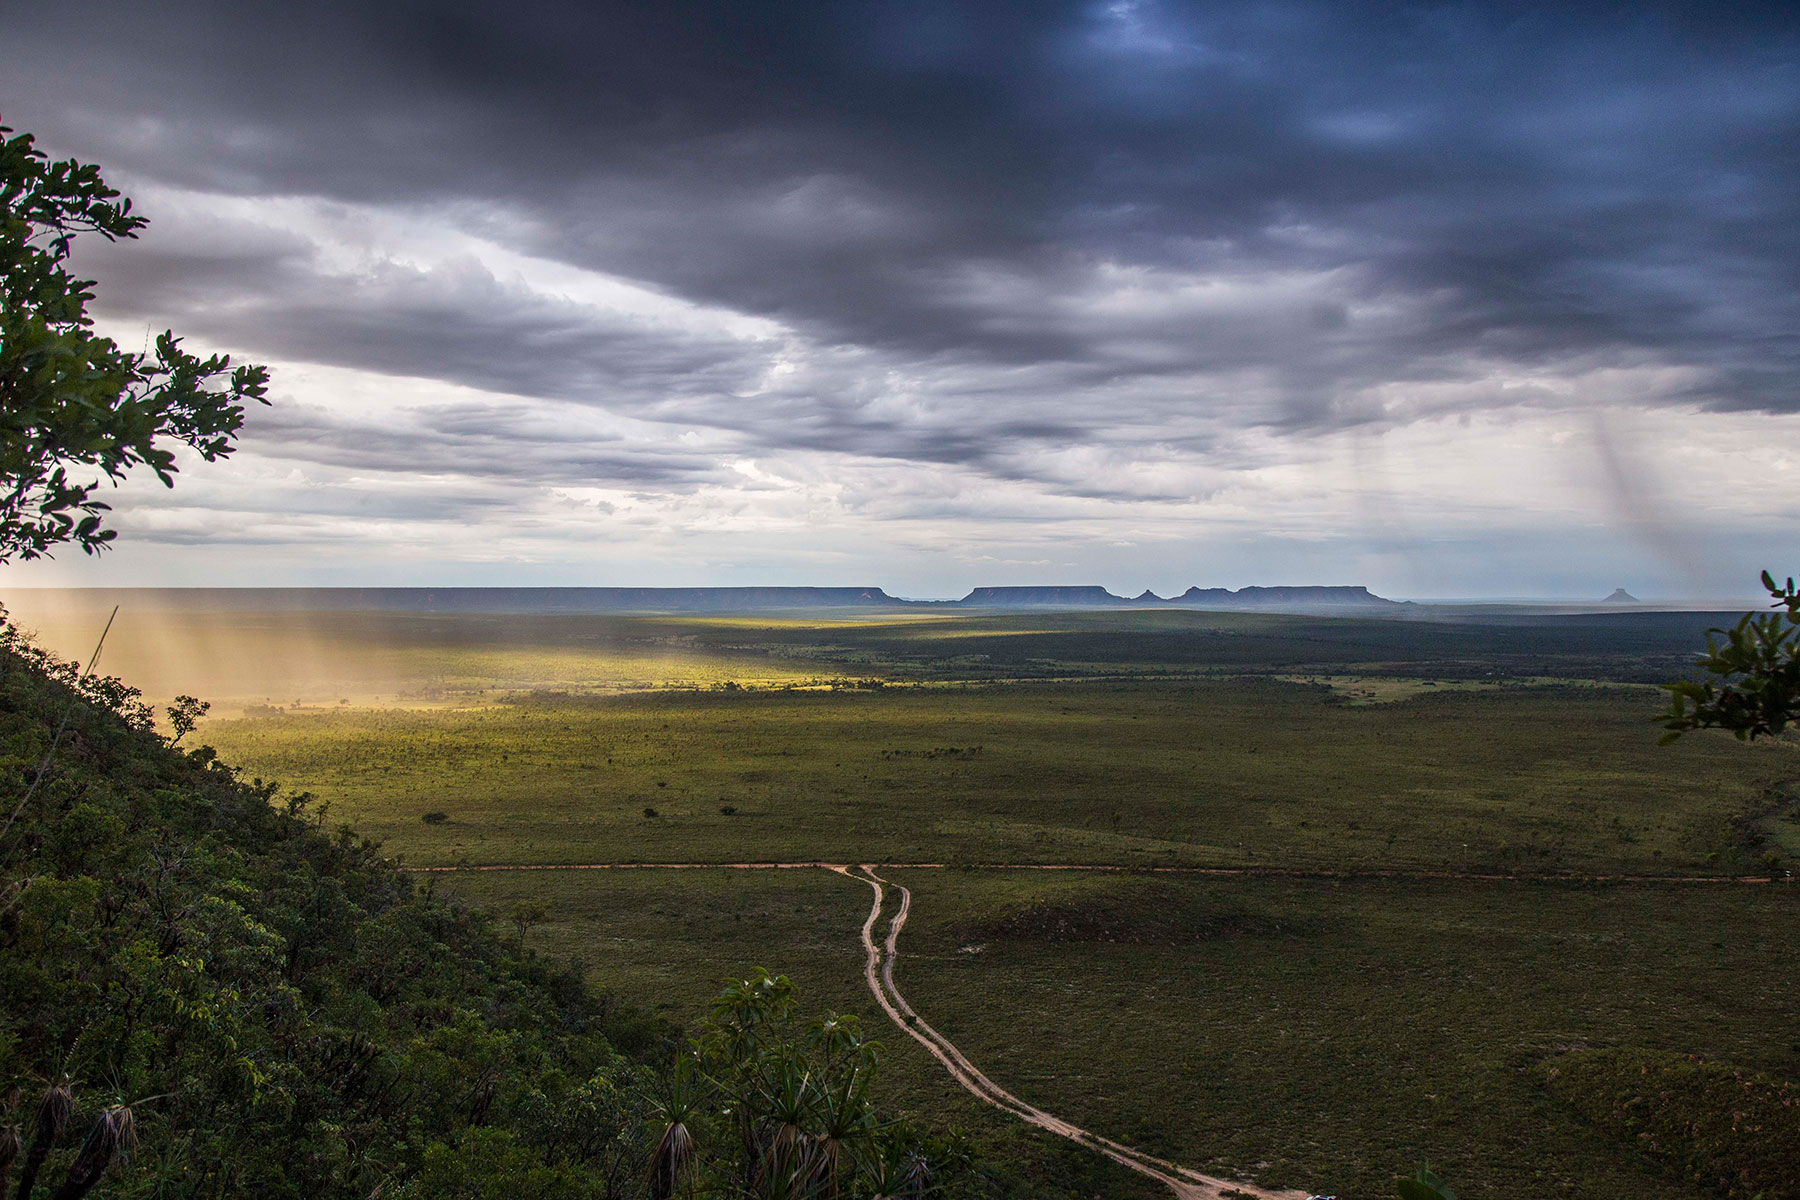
[0,619,1053,1199]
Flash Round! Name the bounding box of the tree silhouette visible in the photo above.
[1,119,268,561]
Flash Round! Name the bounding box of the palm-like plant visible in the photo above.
[857,1135,934,1200]
[804,1029,879,1200]
[649,1056,701,1200]
[751,1052,815,1194]
[50,1104,137,1200]
[14,1078,72,1200]
[1,1082,21,1196]
[681,974,944,1199]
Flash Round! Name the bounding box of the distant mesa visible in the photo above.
[31,582,1405,615]
[1176,584,1399,610]
[955,584,1402,611]
[1601,588,1640,604]
[959,586,1129,607]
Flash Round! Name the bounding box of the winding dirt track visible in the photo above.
[836,864,1307,1200]
[408,859,1789,1198]
[418,859,1310,1198]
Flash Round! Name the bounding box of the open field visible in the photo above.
[204,680,1787,877]
[892,869,1800,1200]
[436,865,1800,1200]
[13,598,1799,1198]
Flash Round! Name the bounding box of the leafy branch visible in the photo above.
[0,119,269,562]
[1659,571,1800,743]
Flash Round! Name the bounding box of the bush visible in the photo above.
[643,807,659,818]
[421,810,450,824]
[1538,1047,1800,1199]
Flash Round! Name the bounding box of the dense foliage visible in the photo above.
[1538,1048,1800,1200]
[0,618,973,1198]
[0,120,267,561]
[1661,571,1800,742]
[0,613,671,1197]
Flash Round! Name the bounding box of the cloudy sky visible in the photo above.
[4,1,1797,599]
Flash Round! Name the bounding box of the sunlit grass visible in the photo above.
[204,679,1786,877]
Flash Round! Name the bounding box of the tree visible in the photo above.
[508,899,549,948]
[1,119,268,561]
[164,694,209,747]
[1659,571,1800,742]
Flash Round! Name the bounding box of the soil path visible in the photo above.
[837,863,1308,1200]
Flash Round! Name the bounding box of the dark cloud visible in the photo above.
[244,402,722,489]
[6,0,1799,452]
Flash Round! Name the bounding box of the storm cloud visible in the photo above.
[2,1,1797,594]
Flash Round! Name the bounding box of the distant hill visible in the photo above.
[955,584,1404,611]
[5,583,1405,615]
[958,585,1131,607]
[1602,588,1640,603]
[1173,585,1403,610]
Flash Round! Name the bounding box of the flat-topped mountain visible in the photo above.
[1175,585,1401,609]
[954,584,1403,610]
[958,586,1131,607]
[8,583,1403,615]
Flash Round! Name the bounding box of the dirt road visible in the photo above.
[837,864,1308,1200]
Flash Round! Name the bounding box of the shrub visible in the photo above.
[719,805,737,816]
[643,807,659,818]
[421,811,450,824]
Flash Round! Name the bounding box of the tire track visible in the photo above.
[836,864,1307,1200]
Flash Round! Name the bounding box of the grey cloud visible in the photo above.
[245,403,722,490]
[5,0,1798,459]
[81,228,776,409]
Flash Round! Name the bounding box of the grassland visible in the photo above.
[435,865,1799,1200]
[889,869,1800,1200]
[18,598,1799,1199]
[205,680,1785,877]
[0,597,1748,711]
